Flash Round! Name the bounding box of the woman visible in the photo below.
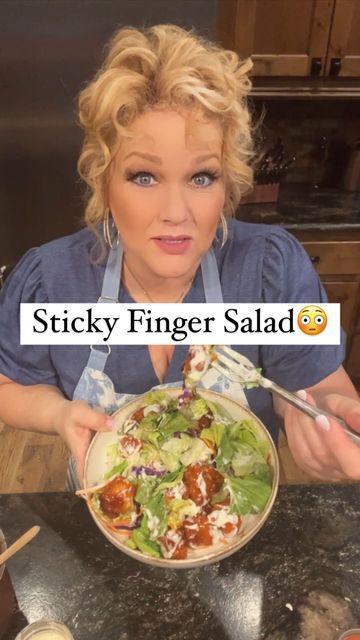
[0,24,359,487]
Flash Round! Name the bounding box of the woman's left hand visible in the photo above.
[284,391,360,481]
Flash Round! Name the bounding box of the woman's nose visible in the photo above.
[159,186,191,224]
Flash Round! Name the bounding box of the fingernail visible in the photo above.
[296,389,307,400]
[106,417,116,430]
[315,415,331,432]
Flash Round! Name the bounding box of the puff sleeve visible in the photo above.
[260,229,346,390]
[0,248,59,386]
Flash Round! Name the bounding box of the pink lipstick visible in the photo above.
[152,235,191,255]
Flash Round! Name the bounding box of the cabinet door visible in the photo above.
[326,0,360,76]
[322,281,360,337]
[302,241,360,275]
[217,0,334,76]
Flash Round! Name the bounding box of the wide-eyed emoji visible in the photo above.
[297,306,328,335]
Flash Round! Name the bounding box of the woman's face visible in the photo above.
[107,109,225,280]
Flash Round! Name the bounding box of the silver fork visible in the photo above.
[212,345,360,447]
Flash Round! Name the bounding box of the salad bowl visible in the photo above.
[0,530,5,581]
[83,388,279,568]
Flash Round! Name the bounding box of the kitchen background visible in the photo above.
[0,0,360,490]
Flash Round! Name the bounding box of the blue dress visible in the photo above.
[0,219,345,442]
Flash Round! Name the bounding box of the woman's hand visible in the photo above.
[54,399,115,486]
[284,391,360,481]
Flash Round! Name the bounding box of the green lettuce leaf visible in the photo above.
[216,420,269,473]
[203,398,232,420]
[137,442,159,466]
[227,476,272,515]
[125,538,137,550]
[240,426,270,459]
[201,422,225,447]
[130,513,161,557]
[135,477,159,505]
[159,412,190,441]
[180,438,212,466]
[159,450,180,473]
[138,413,161,429]
[241,368,262,389]
[143,493,168,540]
[155,468,185,493]
[231,444,265,477]
[136,428,160,448]
[161,434,193,455]
[142,390,168,406]
[159,435,193,472]
[160,433,211,469]
[105,442,123,471]
[251,462,274,486]
[189,398,209,419]
[167,498,199,529]
[103,459,128,480]
[106,442,119,462]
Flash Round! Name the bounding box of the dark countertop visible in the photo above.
[237,184,360,231]
[0,486,359,640]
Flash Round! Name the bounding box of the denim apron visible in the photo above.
[66,239,248,490]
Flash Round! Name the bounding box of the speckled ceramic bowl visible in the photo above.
[0,530,6,581]
[15,620,74,639]
[338,630,360,640]
[84,388,279,568]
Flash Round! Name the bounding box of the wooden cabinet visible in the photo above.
[326,0,360,77]
[347,333,360,387]
[303,241,360,276]
[294,230,360,388]
[303,240,360,339]
[217,0,360,78]
[321,281,360,336]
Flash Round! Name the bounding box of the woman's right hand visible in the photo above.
[54,399,115,487]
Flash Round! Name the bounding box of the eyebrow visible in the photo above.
[123,152,162,165]
[195,153,221,164]
[123,152,220,164]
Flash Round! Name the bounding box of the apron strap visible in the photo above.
[100,242,123,302]
[201,247,223,303]
[85,243,122,372]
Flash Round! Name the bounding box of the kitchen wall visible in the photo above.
[0,0,217,268]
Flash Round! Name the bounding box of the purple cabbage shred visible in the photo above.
[131,465,167,477]
[186,428,199,438]
[114,516,141,531]
[173,429,197,438]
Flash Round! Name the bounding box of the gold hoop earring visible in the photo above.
[220,213,228,249]
[103,208,119,249]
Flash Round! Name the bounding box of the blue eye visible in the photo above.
[192,172,218,187]
[126,169,219,187]
[128,171,155,187]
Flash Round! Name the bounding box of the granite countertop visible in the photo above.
[237,184,360,230]
[0,486,359,640]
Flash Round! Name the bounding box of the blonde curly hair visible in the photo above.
[77,23,254,227]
